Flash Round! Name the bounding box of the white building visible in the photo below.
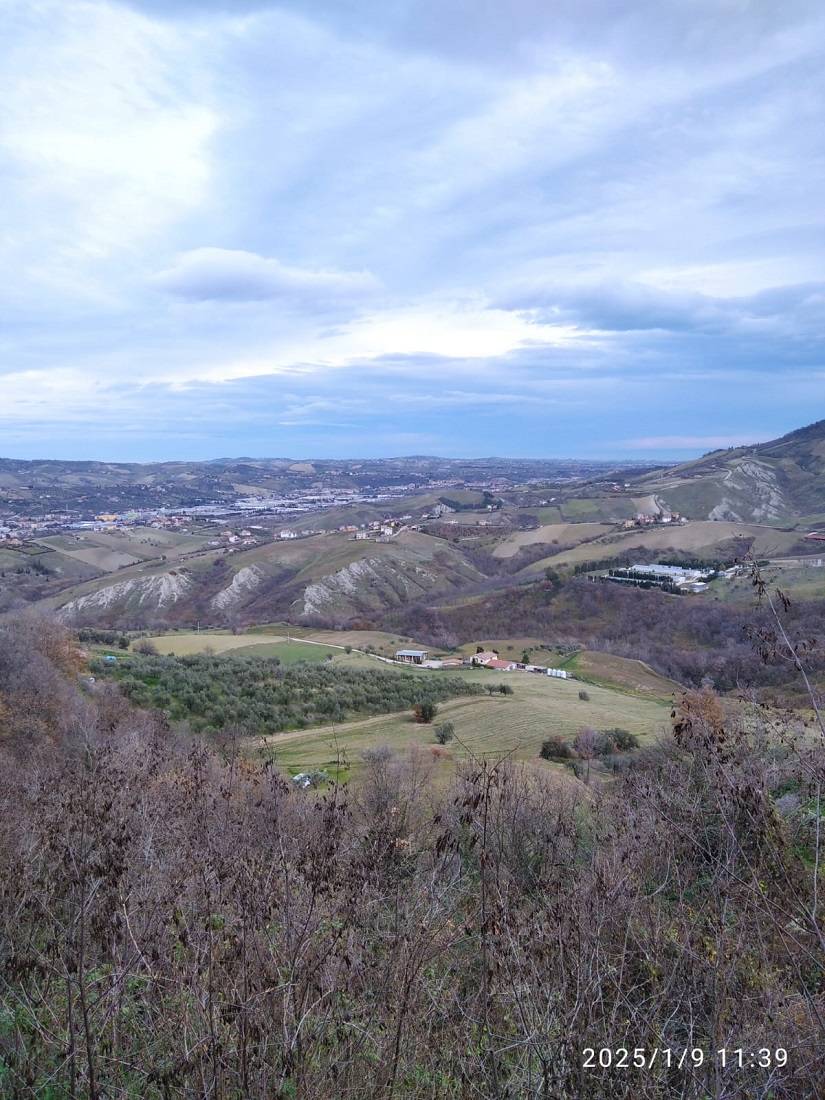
[395,648,429,665]
[630,563,713,585]
[469,650,499,666]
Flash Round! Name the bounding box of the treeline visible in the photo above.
[389,577,825,696]
[0,617,823,1096]
[92,652,482,734]
[78,626,131,648]
[601,571,687,594]
[438,490,502,511]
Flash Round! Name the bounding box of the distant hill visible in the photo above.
[0,454,655,516]
[631,419,825,523]
[6,420,825,628]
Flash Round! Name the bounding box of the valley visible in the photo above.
[0,423,823,726]
[84,625,674,783]
[3,419,825,630]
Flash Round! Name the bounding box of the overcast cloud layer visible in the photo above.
[1,0,824,460]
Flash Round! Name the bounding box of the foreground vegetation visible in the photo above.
[0,616,823,1097]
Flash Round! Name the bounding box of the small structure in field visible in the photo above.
[395,648,429,665]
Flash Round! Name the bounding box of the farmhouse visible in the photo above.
[469,650,499,666]
[395,648,429,665]
[487,658,517,671]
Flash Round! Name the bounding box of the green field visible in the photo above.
[259,665,672,777]
[0,548,27,569]
[521,506,563,524]
[138,630,401,670]
[231,640,343,664]
[62,547,141,570]
[141,627,428,661]
[559,497,637,522]
[0,543,100,583]
[136,630,682,707]
[40,527,210,570]
[139,631,288,655]
[453,637,566,662]
[565,651,680,700]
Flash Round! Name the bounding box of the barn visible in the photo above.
[395,648,429,665]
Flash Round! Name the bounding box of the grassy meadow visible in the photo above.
[258,664,672,779]
[125,627,673,781]
[138,628,417,661]
[564,650,680,700]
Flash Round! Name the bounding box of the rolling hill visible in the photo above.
[7,417,825,630]
[53,529,486,628]
[631,418,825,523]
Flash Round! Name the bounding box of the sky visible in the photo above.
[1,0,824,461]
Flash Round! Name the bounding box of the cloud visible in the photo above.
[1,0,824,458]
[153,248,381,303]
[0,0,218,285]
[499,279,825,340]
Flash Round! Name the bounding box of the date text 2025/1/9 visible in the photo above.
[582,1048,788,1071]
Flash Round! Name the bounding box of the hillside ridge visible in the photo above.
[632,418,825,522]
